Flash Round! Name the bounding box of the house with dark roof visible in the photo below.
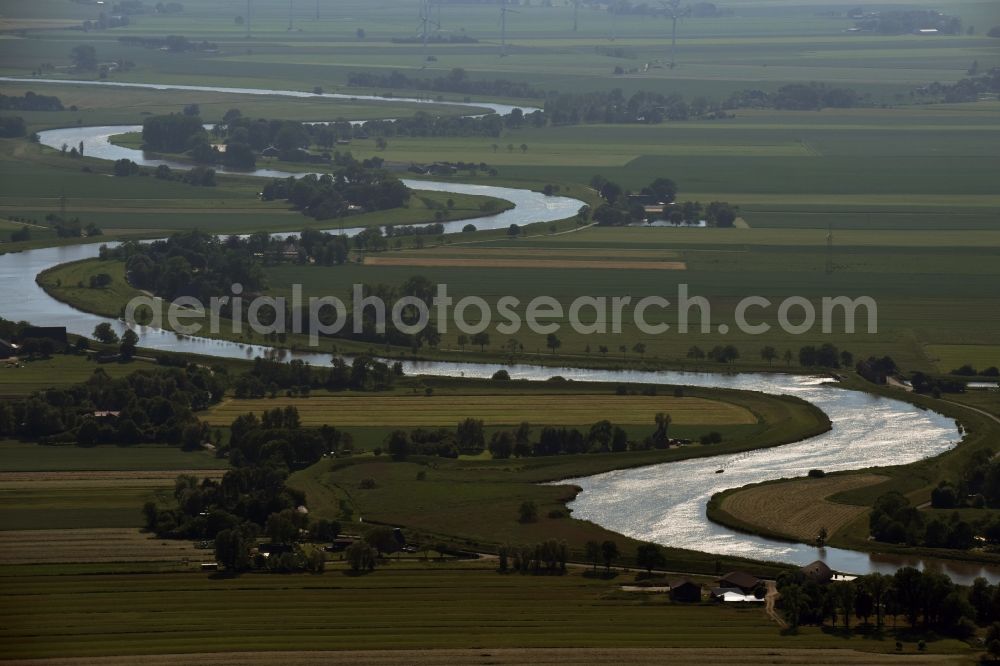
[718,570,760,593]
[668,579,702,603]
[800,560,834,584]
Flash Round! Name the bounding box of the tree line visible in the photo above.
[380,410,696,460]
[778,567,976,637]
[232,357,401,398]
[0,365,223,447]
[0,91,64,111]
[587,174,738,227]
[260,169,409,222]
[868,491,993,551]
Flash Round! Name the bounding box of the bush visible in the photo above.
[492,369,511,381]
[699,431,722,445]
[808,469,826,478]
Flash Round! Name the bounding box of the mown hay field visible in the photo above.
[0,563,974,660]
[0,528,205,565]
[717,474,887,543]
[0,469,224,531]
[204,395,755,427]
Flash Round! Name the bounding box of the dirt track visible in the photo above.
[0,648,969,665]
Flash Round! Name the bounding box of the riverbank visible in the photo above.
[705,381,1000,567]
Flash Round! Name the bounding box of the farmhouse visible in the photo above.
[718,570,760,593]
[668,579,702,603]
[710,587,763,602]
[800,560,834,584]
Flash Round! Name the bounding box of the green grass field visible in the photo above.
[0,354,161,397]
[0,440,228,473]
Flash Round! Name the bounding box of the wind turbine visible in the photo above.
[500,0,519,56]
[245,0,251,38]
[288,0,294,31]
[572,0,579,32]
[660,0,690,68]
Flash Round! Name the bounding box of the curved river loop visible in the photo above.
[2,77,995,583]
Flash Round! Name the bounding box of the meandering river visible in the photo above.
[2,77,994,582]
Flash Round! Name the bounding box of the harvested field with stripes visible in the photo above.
[0,470,224,532]
[203,395,755,427]
[714,474,887,543]
[0,528,204,565]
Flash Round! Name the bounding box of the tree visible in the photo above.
[365,526,400,556]
[600,540,619,573]
[489,430,514,459]
[93,322,119,345]
[632,342,646,358]
[687,345,705,360]
[518,500,538,523]
[781,584,808,627]
[652,412,672,448]
[862,572,891,628]
[119,329,139,360]
[457,334,468,350]
[265,511,299,544]
[760,346,778,365]
[456,417,485,453]
[546,333,561,354]
[385,429,410,458]
[309,518,340,542]
[471,332,490,352]
[832,581,857,628]
[893,566,924,627]
[71,44,98,70]
[585,540,601,572]
[635,543,666,573]
[215,528,251,572]
[783,349,794,366]
[346,540,377,572]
